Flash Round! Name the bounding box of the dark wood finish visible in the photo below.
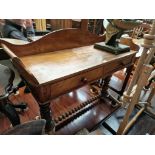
[56,98,119,135]
[0,29,135,132]
[0,85,119,134]
[101,75,112,95]
[1,82,155,135]
[119,65,134,95]
[39,103,55,132]
[2,119,46,135]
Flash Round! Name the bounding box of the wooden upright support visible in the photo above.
[117,20,155,135]
[34,19,47,31]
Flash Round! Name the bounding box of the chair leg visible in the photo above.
[0,100,20,126]
[12,102,28,111]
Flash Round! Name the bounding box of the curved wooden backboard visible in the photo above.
[0,28,105,57]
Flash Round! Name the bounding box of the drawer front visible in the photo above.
[50,67,104,98]
[104,55,133,76]
[35,67,104,103]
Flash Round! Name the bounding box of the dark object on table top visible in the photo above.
[94,42,130,55]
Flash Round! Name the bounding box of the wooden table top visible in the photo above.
[21,45,135,84]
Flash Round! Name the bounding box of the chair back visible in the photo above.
[0,64,15,97]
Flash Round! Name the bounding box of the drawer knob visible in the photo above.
[81,77,88,83]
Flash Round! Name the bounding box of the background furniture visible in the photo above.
[2,119,46,135]
[117,20,155,135]
[50,19,72,30]
[0,64,27,126]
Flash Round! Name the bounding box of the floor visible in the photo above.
[0,59,155,135]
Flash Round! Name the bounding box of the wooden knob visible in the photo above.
[93,96,98,100]
[79,104,83,109]
[65,112,69,117]
[58,116,62,121]
[81,77,88,83]
[77,106,81,110]
[73,107,77,111]
[68,111,72,115]
[61,114,66,119]
[54,118,59,123]
[86,101,90,105]
[80,104,84,108]
[75,107,79,111]
[72,109,76,113]
[83,102,87,106]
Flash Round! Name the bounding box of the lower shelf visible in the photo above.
[54,95,120,135]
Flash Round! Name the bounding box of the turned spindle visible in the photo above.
[117,20,155,135]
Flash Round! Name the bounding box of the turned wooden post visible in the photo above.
[39,102,55,133]
[117,65,153,134]
[101,75,112,97]
[117,20,155,135]
[125,20,155,96]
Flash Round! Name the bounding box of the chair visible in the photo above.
[2,119,46,135]
[0,64,27,126]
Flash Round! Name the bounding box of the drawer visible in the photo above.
[104,55,133,75]
[34,67,104,102]
[50,67,104,98]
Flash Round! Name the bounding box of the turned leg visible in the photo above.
[101,75,112,97]
[119,65,134,96]
[39,102,55,133]
[0,99,20,126]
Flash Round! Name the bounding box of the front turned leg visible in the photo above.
[101,75,112,97]
[39,102,55,134]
